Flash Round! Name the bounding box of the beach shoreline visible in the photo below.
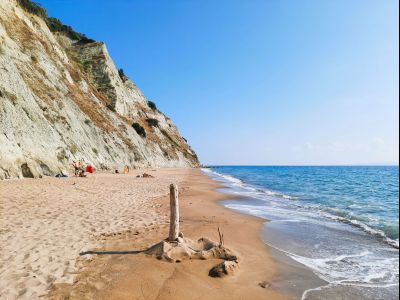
[47,167,295,299]
[205,166,399,300]
[1,168,322,299]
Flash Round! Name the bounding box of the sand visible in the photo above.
[0,169,185,299]
[0,168,292,300]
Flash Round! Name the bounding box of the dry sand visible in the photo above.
[1,168,292,300]
[0,169,184,299]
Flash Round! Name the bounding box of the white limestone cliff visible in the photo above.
[0,0,199,179]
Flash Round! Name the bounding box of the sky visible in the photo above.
[37,0,399,165]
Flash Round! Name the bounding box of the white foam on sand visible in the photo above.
[201,168,298,200]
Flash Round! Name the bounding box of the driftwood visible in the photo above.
[145,234,237,262]
[218,227,224,247]
[144,184,239,277]
[169,184,179,241]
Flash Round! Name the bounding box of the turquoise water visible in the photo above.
[209,166,399,243]
[203,166,399,300]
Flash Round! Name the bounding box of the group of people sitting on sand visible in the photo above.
[72,160,94,177]
[71,161,154,178]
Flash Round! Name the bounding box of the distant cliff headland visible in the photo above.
[0,0,199,179]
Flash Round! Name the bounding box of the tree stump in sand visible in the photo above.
[144,184,239,277]
[169,184,179,241]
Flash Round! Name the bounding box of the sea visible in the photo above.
[202,166,399,300]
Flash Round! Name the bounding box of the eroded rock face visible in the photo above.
[0,0,199,179]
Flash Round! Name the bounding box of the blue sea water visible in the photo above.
[203,166,399,300]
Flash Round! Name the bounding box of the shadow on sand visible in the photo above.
[79,249,145,256]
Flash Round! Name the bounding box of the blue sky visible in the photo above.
[37,0,399,165]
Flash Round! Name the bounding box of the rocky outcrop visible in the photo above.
[0,0,199,179]
[73,41,146,117]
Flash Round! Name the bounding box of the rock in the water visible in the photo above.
[208,261,238,278]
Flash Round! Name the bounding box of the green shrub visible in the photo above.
[118,68,127,81]
[146,118,159,127]
[17,1,90,42]
[46,17,86,41]
[132,122,146,138]
[92,148,98,155]
[148,101,157,111]
[84,119,91,125]
[74,37,96,45]
[17,0,47,19]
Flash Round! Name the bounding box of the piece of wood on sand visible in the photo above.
[145,183,238,277]
[168,183,179,241]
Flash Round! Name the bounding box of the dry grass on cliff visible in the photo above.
[66,82,115,133]
[3,12,53,58]
[66,64,83,83]
[66,82,140,154]
[118,111,195,162]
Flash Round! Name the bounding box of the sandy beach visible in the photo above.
[0,168,296,299]
[1,1,397,299]
[0,169,180,299]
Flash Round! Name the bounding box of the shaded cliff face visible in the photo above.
[0,0,199,179]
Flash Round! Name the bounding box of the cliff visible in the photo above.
[0,0,199,179]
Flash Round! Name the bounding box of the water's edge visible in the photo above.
[202,168,399,300]
[198,172,326,299]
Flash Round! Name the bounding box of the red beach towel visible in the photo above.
[86,165,94,173]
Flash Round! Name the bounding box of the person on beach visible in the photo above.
[72,161,79,176]
[79,161,87,177]
[72,160,87,177]
[123,165,129,174]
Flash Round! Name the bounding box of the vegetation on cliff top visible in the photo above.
[17,0,88,41]
[46,17,86,40]
[118,68,128,82]
[16,0,47,18]
[148,101,157,111]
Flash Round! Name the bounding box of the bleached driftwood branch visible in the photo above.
[168,184,179,241]
[218,227,224,247]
